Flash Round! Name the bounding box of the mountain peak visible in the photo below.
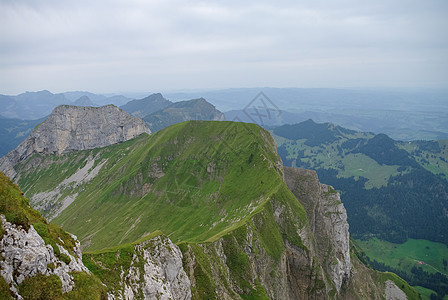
[120,93,172,118]
[0,105,151,179]
[143,98,225,132]
[72,95,97,107]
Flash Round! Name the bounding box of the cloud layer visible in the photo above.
[1,0,447,93]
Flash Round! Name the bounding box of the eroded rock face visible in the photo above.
[0,215,89,298]
[107,235,191,300]
[284,167,351,293]
[0,105,151,179]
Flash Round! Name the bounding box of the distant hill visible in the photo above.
[143,98,225,132]
[273,119,448,298]
[63,91,131,107]
[0,90,68,120]
[226,107,448,141]
[0,93,226,157]
[119,93,172,118]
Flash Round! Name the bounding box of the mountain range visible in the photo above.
[0,90,131,120]
[119,93,225,132]
[3,87,448,141]
[0,105,418,299]
[0,92,225,158]
[168,87,448,141]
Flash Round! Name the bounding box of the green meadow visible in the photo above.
[357,238,448,298]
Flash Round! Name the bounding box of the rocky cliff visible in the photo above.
[0,171,192,300]
[0,104,151,179]
[174,166,415,299]
[174,167,351,299]
[284,167,351,293]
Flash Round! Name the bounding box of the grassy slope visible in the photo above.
[357,237,448,298]
[17,121,284,251]
[83,183,309,299]
[399,139,448,181]
[356,238,448,276]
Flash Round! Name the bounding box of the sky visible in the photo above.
[1,0,447,94]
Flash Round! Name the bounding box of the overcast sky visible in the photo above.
[1,0,447,94]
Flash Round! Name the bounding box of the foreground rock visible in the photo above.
[85,234,191,300]
[0,215,89,297]
[0,171,105,299]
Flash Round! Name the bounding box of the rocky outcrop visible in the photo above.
[179,176,350,299]
[0,104,151,179]
[0,215,89,298]
[88,235,191,300]
[284,167,351,292]
[385,280,408,300]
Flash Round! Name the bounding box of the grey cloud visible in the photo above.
[0,0,447,93]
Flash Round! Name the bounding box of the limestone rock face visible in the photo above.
[107,235,191,300]
[0,104,151,179]
[284,167,351,293]
[0,215,89,298]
